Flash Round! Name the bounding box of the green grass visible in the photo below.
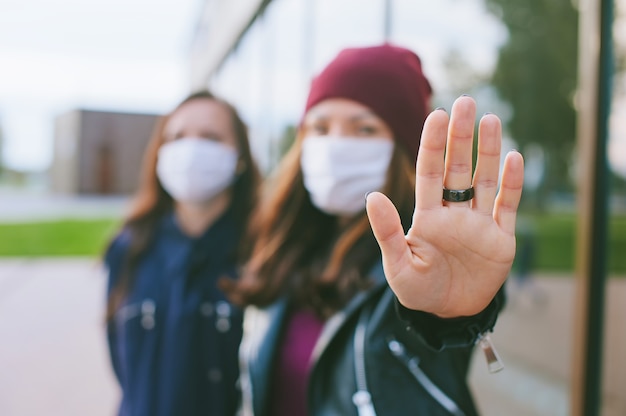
[0,218,121,257]
[514,213,626,274]
[1,214,625,274]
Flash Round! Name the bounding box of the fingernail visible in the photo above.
[435,107,447,112]
[365,191,373,202]
[484,112,493,116]
[461,94,470,97]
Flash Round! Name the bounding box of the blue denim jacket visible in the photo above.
[106,211,243,416]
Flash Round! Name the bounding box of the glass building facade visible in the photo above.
[207,0,506,172]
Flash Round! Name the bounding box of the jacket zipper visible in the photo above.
[387,338,467,416]
[352,304,377,416]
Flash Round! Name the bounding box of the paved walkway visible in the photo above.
[0,258,118,416]
[471,276,626,416]
[0,259,624,415]
[0,190,129,222]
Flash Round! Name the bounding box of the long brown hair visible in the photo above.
[106,90,260,321]
[224,131,416,319]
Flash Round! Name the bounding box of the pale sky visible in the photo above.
[0,0,201,171]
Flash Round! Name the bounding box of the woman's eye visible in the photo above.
[310,124,328,135]
[358,125,378,135]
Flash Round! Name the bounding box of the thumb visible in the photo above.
[365,192,409,273]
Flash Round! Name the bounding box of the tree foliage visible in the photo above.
[485,0,579,199]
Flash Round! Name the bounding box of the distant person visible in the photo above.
[510,214,546,306]
[225,44,525,415]
[104,90,260,416]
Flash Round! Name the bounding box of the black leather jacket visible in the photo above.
[239,264,504,416]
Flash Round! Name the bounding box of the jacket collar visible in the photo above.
[310,262,387,364]
[158,210,238,275]
[243,262,387,415]
[242,298,288,415]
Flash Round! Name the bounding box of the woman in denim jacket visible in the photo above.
[105,90,260,416]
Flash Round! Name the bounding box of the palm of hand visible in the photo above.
[366,96,524,318]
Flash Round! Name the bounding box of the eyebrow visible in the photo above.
[165,129,224,140]
[198,129,224,139]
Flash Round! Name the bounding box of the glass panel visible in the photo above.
[604,3,626,416]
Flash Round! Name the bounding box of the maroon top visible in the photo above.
[267,308,325,416]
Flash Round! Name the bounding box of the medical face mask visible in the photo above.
[300,136,394,215]
[156,137,238,203]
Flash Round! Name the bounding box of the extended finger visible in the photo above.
[366,191,410,275]
[472,113,502,214]
[494,151,524,235]
[415,108,449,210]
[443,96,476,207]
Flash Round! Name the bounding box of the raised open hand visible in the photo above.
[366,95,524,318]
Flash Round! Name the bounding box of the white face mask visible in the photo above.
[300,136,394,215]
[157,137,238,203]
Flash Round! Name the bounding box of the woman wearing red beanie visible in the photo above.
[227,43,524,416]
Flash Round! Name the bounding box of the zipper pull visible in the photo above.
[352,391,377,416]
[477,332,504,373]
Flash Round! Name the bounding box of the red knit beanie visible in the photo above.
[304,43,433,162]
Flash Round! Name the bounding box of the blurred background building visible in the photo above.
[51,110,157,195]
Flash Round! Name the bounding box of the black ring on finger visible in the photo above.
[442,187,475,202]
